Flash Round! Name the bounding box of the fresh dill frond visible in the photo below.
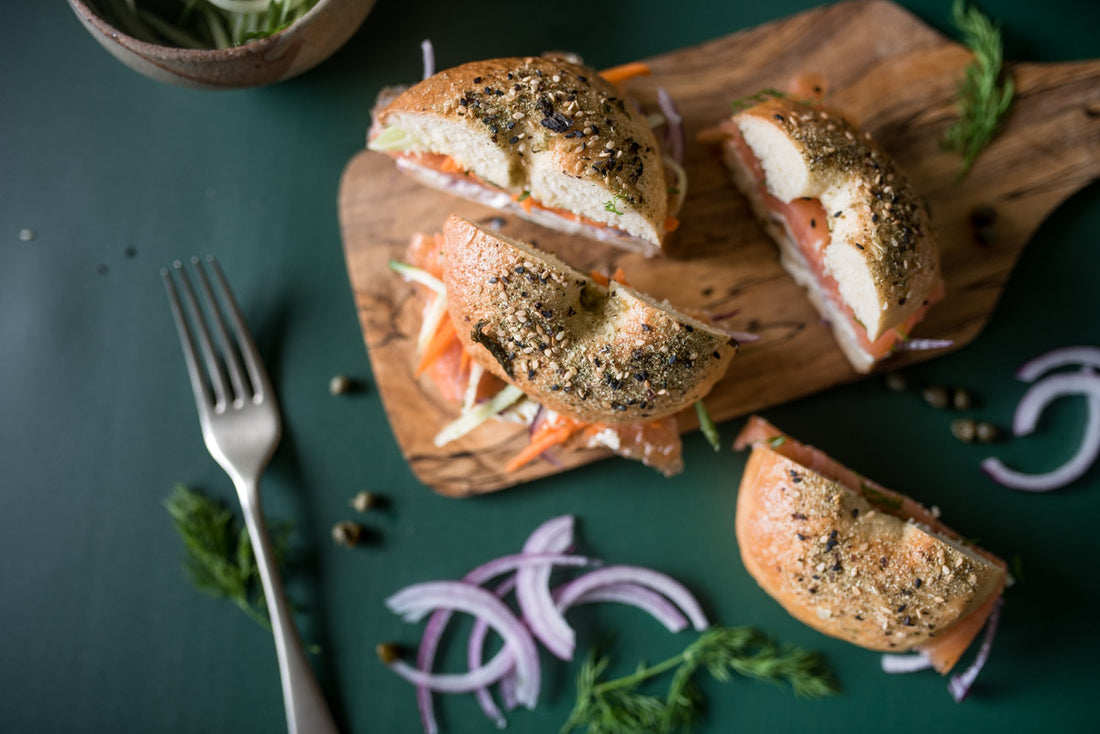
[561,626,840,734]
[164,484,291,631]
[942,0,1015,179]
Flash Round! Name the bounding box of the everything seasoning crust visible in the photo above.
[377,55,666,219]
[441,217,737,425]
[736,445,1005,652]
[733,96,941,333]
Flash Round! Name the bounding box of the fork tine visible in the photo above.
[171,260,230,412]
[192,256,250,403]
[162,266,215,414]
[205,255,274,403]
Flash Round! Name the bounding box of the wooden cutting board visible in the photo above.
[338,0,1100,497]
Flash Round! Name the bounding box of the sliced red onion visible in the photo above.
[562,581,689,633]
[982,371,1100,491]
[388,654,514,694]
[948,598,1004,702]
[385,580,541,709]
[498,670,519,711]
[554,565,710,631]
[1011,371,1100,436]
[469,577,516,730]
[656,87,684,165]
[1016,345,1100,382]
[718,328,762,344]
[415,552,593,733]
[421,39,435,80]
[880,652,934,673]
[515,516,577,660]
[894,338,955,352]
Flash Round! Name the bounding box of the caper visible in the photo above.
[332,520,363,547]
[350,490,378,513]
[923,386,950,409]
[376,642,401,664]
[975,421,1000,443]
[951,418,977,443]
[952,388,974,411]
[329,374,353,395]
[884,372,909,392]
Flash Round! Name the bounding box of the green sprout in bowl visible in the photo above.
[97,0,320,49]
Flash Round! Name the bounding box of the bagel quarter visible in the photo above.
[441,216,737,424]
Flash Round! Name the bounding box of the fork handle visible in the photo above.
[237,477,341,734]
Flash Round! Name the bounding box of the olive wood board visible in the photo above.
[338,0,1100,496]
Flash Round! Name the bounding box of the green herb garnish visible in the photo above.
[603,195,627,216]
[942,0,1014,179]
[517,191,532,202]
[100,0,319,50]
[767,435,787,449]
[860,481,904,512]
[561,626,840,734]
[695,401,721,452]
[164,484,290,631]
[729,88,787,113]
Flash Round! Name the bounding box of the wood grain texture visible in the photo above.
[338,0,1100,496]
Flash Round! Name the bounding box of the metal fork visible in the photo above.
[162,256,339,734]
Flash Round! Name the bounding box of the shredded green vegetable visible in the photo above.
[100,0,319,49]
[694,401,721,452]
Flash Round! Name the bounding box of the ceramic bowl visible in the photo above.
[67,0,376,89]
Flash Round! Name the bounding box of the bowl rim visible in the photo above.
[69,0,337,58]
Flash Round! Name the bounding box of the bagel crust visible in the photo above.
[371,56,670,253]
[736,440,1005,653]
[441,216,737,424]
[729,96,941,345]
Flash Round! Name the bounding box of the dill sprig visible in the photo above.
[942,0,1015,179]
[164,484,291,631]
[561,626,840,734]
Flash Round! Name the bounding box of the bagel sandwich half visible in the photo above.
[392,216,738,476]
[713,94,944,372]
[369,56,682,257]
[734,416,1006,673]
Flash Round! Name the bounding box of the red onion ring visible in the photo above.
[656,88,684,165]
[1016,345,1100,382]
[562,581,689,633]
[893,338,955,352]
[880,652,934,674]
[982,370,1100,491]
[948,598,1004,702]
[385,580,541,708]
[415,552,592,733]
[554,564,710,631]
[469,577,516,729]
[421,40,435,80]
[515,516,576,660]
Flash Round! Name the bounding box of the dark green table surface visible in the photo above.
[3,1,1098,732]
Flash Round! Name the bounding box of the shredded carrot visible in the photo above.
[439,156,464,174]
[664,217,680,232]
[599,61,652,86]
[458,346,471,374]
[512,192,535,213]
[589,268,629,288]
[505,420,584,473]
[415,315,458,377]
